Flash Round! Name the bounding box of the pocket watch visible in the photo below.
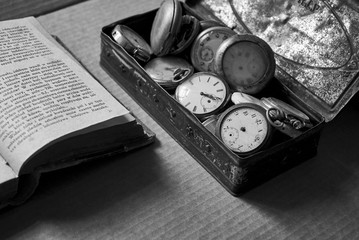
[214,34,275,94]
[190,26,236,72]
[111,25,152,62]
[261,97,313,138]
[171,15,200,55]
[261,97,312,129]
[150,0,200,56]
[144,56,194,90]
[215,103,273,156]
[175,72,230,120]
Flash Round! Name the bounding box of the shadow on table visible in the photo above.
[240,104,359,214]
[0,140,167,238]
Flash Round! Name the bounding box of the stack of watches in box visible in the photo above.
[110,0,313,156]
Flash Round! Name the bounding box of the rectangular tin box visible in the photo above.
[100,0,359,195]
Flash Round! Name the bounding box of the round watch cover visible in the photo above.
[170,15,200,55]
[214,34,275,94]
[150,0,182,56]
[150,0,199,56]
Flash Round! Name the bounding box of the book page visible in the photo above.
[0,154,18,204]
[0,17,129,173]
[0,155,17,180]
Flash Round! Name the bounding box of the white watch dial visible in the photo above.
[175,72,229,118]
[216,103,271,154]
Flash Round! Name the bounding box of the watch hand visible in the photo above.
[200,92,222,101]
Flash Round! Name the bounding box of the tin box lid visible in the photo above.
[150,0,183,56]
[186,0,359,122]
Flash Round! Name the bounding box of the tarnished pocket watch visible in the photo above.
[261,97,312,130]
[262,97,314,138]
[190,26,236,72]
[214,34,276,94]
[144,56,194,90]
[150,0,200,56]
[175,72,230,120]
[215,103,273,156]
[111,25,152,62]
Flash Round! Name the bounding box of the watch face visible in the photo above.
[216,103,271,155]
[215,34,275,94]
[222,41,268,86]
[175,72,229,119]
[190,27,236,72]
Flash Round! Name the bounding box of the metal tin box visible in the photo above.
[100,0,359,195]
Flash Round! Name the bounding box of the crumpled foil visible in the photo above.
[200,0,359,108]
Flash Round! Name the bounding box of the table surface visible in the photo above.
[2,0,359,239]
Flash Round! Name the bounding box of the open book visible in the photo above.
[0,17,155,208]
